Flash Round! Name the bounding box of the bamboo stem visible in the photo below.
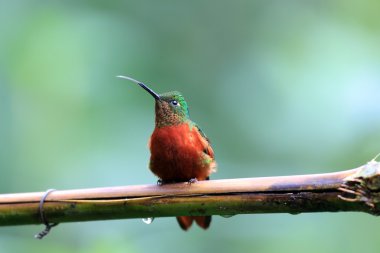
[0,161,379,227]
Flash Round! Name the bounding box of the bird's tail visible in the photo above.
[176,216,212,230]
[176,176,212,230]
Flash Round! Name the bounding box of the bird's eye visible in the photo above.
[170,100,179,106]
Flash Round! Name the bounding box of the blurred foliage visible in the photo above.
[1,1,380,253]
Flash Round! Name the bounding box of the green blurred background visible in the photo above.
[1,1,380,252]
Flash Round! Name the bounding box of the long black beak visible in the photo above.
[117,75,161,100]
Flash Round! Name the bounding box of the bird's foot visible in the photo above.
[188,178,198,184]
[158,178,199,185]
[157,179,174,185]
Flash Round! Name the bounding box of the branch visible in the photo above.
[1,160,380,227]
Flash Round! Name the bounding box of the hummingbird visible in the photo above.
[117,75,217,230]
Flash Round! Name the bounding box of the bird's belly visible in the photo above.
[149,124,209,181]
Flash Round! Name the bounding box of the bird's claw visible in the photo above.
[188,178,198,184]
[157,179,175,185]
[158,178,199,185]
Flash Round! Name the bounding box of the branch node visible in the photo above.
[339,160,380,214]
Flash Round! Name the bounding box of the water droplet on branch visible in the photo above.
[220,214,235,218]
[142,217,155,224]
